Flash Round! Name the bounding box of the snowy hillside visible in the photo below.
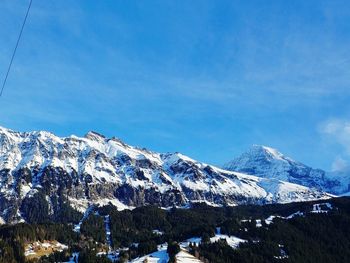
[0,127,329,223]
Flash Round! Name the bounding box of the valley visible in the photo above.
[0,197,349,263]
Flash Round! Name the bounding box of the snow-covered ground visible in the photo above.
[103,215,119,262]
[73,205,94,232]
[176,250,202,263]
[152,229,164,236]
[210,235,246,248]
[180,237,202,248]
[311,202,332,213]
[274,244,288,260]
[24,241,68,259]
[109,226,244,263]
[129,245,203,263]
[256,219,262,227]
[250,202,334,227]
[104,215,112,251]
[265,215,276,225]
[65,252,79,263]
[180,234,246,249]
[286,211,304,219]
[130,244,168,263]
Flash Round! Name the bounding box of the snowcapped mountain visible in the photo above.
[0,127,329,223]
[223,145,349,195]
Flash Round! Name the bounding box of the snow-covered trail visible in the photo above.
[73,205,94,232]
[65,252,79,263]
[103,214,119,262]
[104,215,112,251]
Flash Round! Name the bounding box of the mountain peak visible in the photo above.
[0,125,11,132]
[224,145,294,172]
[0,126,18,136]
[84,130,106,141]
[249,145,286,161]
[223,145,342,193]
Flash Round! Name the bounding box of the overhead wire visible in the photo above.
[0,0,33,97]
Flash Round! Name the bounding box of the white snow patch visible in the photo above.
[65,252,79,263]
[152,230,164,236]
[210,235,246,249]
[180,235,245,249]
[104,215,112,253]
[180,237,202,248]
[286,211,304,219]
[265,215,276,225]
[176,250,202,263]
[74,205,94,232]
[130,244,168,263]
[24,241,68,258]
[255,219,262,227]
[311,202,332,213]
[96,198,135,211]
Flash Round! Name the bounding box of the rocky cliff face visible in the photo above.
[0,127,329,224]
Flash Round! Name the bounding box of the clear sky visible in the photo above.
[0,0,350,171]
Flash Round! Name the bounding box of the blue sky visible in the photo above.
[0,0,350,171]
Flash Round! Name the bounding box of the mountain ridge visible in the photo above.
[0,126,330,224]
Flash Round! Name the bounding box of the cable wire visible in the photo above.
[0,0,33,97]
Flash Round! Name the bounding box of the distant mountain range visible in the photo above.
[0,126,340,224]
[223,145,350,195]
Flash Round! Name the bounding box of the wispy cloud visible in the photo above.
[319,119,350,172]
[319,119,350,153]
[331,156,349,173]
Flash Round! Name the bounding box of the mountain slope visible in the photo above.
[223,145,349,195]
[0,127,329,223]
